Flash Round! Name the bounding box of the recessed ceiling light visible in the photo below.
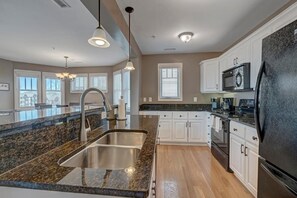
[178,32,194,43]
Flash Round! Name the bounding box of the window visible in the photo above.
[42,72,65,106]
[158,63,182,101]
[70,74,88,93]
[113,70,131,112]
[123,70,130,112]
[89,73,108,93]
[113,70,122,105]
[14,70,41,109]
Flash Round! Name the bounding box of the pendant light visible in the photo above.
[56,56,77,80]
[88,0,110,48]
[124,7,135,71]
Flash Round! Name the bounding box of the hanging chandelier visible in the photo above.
[56,56,77,80]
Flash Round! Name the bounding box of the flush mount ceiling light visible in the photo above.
[124,6,135,71]
[56,56,77,80]
[178,32,194,43]
[88,0,110,48]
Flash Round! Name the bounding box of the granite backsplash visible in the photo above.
[0,110,103,175]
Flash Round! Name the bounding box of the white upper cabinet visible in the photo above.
[227,40,251,67]
[218,55,229,92]
[250,28,272,89]
[200,58,219,93]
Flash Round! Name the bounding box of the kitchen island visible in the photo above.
[0,115,159,198]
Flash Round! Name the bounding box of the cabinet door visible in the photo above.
[245,142,259,197]
[200,59,219,92]
[172,120,188,142]
[158,120,172,142]
[188,120,205,143]
[218,55,229,92]
[227,41,251,67]
[250,28,271,89]
[230,134,245,183]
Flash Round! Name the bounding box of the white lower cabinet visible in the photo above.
[158,120,172,142]
[140,111,207,145]
[229,121,259,197]
[172,120,188,142]
[230,133,246,183]
[188,120,205,143]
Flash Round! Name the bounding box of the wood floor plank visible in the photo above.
[156,145,254,198]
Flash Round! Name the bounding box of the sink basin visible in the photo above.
[59,146,140,170]
[94,131,147,148]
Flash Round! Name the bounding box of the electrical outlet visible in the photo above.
[149,97,152,102]
[193,97,198,102]
[143,97,147,102]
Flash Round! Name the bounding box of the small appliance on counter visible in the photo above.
[210,97,221,111]
[222,63,252,92]
[221,97,235,112]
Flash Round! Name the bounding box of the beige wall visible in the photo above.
[0,59,14,110]
[141,53,222,104]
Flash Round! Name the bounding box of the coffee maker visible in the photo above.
[210,97,221,110]
[221,98,235,112]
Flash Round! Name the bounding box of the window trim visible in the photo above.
[70,73,88,93]
[88,73,108,93]
[158,63,183,101]
[42,72,65,105]
[14,69,42,110]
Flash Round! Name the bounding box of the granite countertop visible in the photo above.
[139,104,211,112]
[0,105,114,132]
[0,115,159,197]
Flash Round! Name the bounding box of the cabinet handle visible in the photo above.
[195,115,198,117]
[241,144,244,154]
[236,57,239,64]
[179,115,182,117]
[189,122,191,127]
[233,59,235,65]
[233,128,238,131]
[164,115,166,117]
[244,146,248,156]
[252,136,258,140]
[159,125,161,127]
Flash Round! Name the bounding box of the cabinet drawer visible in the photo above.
[245,126,259,146]
[158,111,173,120]
[188,112,204,120]
[230,121,245,138]
[173,112,188,120]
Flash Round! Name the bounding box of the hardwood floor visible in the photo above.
[156,145,253,198]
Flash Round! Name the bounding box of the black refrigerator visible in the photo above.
[255,20,297,197]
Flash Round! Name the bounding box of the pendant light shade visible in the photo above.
[124,7,135,71]
[88,0,110,48]
[88,27,110,48]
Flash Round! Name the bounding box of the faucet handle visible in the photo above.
[85,118,91,133]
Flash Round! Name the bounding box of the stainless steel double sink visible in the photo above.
[58,130,147,170]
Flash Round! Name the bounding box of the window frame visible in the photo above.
[42,72,65,106]
[88,73,108,93]
[113,70,122,105]
[158,63,183,101]
[14,69,42,110]
[70,73,88,93]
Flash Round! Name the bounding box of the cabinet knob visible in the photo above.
[195,115,198,117]
[233,128,238,131]
[164,115,166,117]
[252,136,258,140]
[179,115,182,117]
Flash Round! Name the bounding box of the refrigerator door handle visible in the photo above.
[261,162,297,196]
[254,61,266,142]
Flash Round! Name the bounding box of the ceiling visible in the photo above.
[116,0,291,54]
[0,0,127,67]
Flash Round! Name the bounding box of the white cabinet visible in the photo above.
[250,28,272,89]
[230,133,246,183]
[200,58,220,93]
[188,120,205,143]
[245,141,258,196]
[172,120,188,142]
[229,121,259,197]
[218,55,229,92]
[227,41,251,67]
[158,120,172,142]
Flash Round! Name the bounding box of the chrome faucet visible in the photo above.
[80,88,115,142]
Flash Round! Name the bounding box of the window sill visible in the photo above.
[158,98,183,102]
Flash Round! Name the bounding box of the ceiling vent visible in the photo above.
[52,0,71,8]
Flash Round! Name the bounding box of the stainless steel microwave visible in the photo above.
[222,63,251,92]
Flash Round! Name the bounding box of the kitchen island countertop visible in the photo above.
[0,115,159,198]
